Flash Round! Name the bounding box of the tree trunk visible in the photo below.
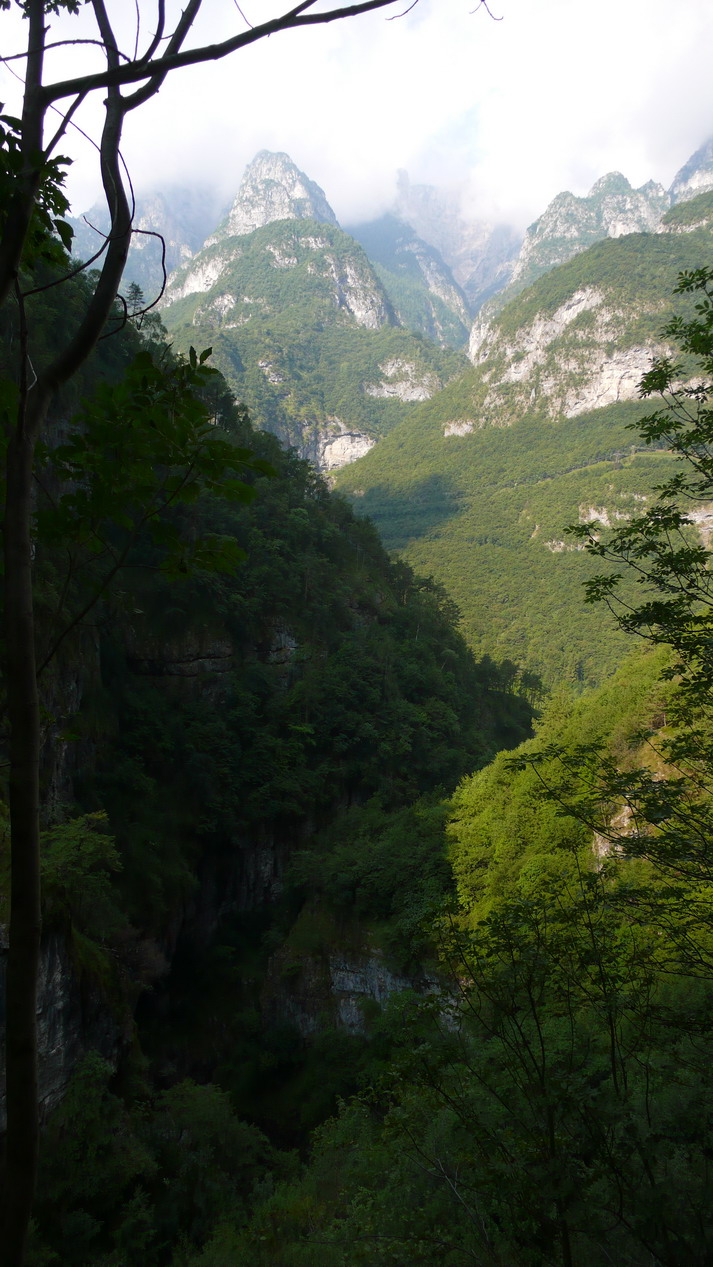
[1,392,46,1267]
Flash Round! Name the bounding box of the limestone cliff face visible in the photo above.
[162,244,245,305]
[299,417,375,472]
[209,151,338,242]
[474,138,713,330]
[470,285,669,423]
[364,356,439,402]
[263,940,443,1037]
[0,930,125,1130]
[318,245,393,330]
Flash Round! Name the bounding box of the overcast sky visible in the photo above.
[3,0,713,230]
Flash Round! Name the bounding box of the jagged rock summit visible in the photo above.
[210,150,339,242]
[669,137,713,203]
[508,172,669,293]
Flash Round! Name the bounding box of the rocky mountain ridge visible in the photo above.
[482,138,713,321]
[160,154,467,468]
[507,173,669,295]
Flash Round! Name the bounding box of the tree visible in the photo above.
[504,268,713,940]
[0,3,421,1262]
[572,266,713,712]
[556,267,713,881]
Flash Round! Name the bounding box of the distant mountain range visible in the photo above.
[71,132,713,327]
[70,135,713,685]
[69,185,228,301]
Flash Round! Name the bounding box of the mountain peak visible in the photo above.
[589,171,632,198]
[669,137,713,204]
[217,151,339,239]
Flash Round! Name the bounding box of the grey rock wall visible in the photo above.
[0,929,125,1131]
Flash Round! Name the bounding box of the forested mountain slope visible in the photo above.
[228,641,713,1267]
[162,215,465,470]
[0,264,535,1265]
[335,194,713,686]
[158,153,468,468]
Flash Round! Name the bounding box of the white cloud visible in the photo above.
[3,0,713,230]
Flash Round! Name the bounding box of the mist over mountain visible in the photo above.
[669,135,713,203]
[393,170,523,311]
[347,213,471,348]
[69,184,228,302]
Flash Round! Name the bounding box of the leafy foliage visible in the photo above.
[289,795,452,965]
[224,642,713,1266]
[25,134,713,1267]
[36,345,260,585]
[30,1056,284,1267]
[571,266,713,690]
[0,108,73,271]
[41,812,122,937]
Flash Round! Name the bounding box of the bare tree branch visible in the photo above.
[42,0,405,104]
[137,0,167,64]
[1,39,132,64]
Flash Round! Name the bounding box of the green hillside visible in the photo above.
[336,204,713,686]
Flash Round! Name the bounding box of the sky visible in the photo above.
[2,0,713,231]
